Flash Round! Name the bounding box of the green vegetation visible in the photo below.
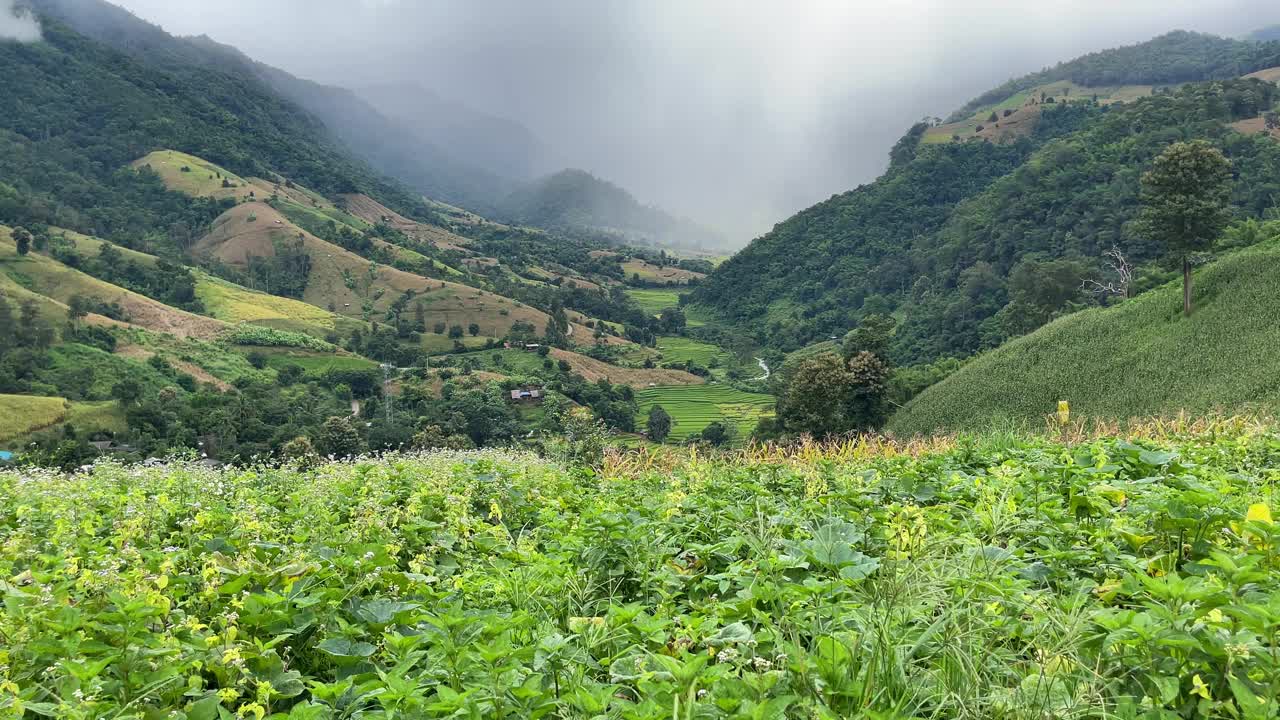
[0,11,431,244]
[696,78,1280,363]
[1135,141,1233,316]
[654,335,728,366]
[226,326,334,351]
[132,149,251,199]
[635,384,774,444]
[951,30,1280,119]
[7,429,1280,716]
[890,235,1280,434]
[0,394,67,442]
[625,287,684,316]
[254,349,379,374]
[194,272,340,334]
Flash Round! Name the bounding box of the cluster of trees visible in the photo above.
[0,295,58,393]
[42,236,206,312]
[752,138,1236,441]
[696,78,1280,365]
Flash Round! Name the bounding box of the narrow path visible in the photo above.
[754,357,770,381]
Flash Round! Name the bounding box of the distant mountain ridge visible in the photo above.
[496,169,728,251]
[949,30,1280,121]
[357,84,549,183]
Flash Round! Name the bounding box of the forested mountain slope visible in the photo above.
[889,229,1280,434]
[694,30,1280,364]
[24,0,510,212]
[0,6,431,243]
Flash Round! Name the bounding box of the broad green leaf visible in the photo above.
[187,696,221,720]
[706,621,754,645]
[316,638,376,658]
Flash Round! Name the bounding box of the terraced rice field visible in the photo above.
[635,384,774,444]
[654,335,729,366]
[625,288,683,315]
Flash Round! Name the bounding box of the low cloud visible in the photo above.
[1,0,41,42]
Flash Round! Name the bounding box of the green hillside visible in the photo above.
[695,30,1280,366]
[890,236,1280,434]
[951,30,1280,120]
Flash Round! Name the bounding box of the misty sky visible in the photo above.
[107,0,1280,242]
[2,0,42,41]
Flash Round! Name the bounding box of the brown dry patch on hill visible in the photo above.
[195,203,288,263]
[115,345,232,391]
[529,266,603,292]
[197,204,601,343]
[549,348,702,388]
[973,104,1043,142]
[1245,67,1280,84]
[1229,116,1280,139]
[339,194,472,252]
[621,259,706,285]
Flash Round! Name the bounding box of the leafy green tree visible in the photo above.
[448,324,464,339]
[776,351,890,437]
[646,405,673,443]
[544,318,569,348]
[276,363,304,386]
[111,378,143,407]
[468,322,480,336]
[997,258,1087,335]
[17,299,52,350]
[1135,140,1233,316]
[12,227,31,256]
[558,407,609,469]
[281,435,320,469]
[0,296,14,353]
[658,307,686,334]
[67,295,92,325]
[700,421,729,447]
[317,415,365,458]
[842,314,895,362]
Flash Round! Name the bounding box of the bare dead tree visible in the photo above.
[1081,246,1134,298]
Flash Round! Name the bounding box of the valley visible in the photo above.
[6,4,1280,716]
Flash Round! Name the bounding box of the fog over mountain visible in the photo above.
[2,0,42,40]
[109,0,1280,243]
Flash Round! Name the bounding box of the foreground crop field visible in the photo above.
[635,384,775,443]
[5,426,1280,718]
